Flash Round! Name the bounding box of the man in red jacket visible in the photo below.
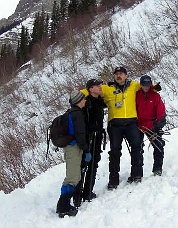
[136,75,166,176]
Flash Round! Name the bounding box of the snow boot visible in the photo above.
[153,170,162,176]
[107,183,118,190]
[73,181,83,208]
[127,176,142,184]
[56,184,78,218]
[107,173,119,190]
[56,194,78,218]
[73,193,82,208]
[83,192,97,202]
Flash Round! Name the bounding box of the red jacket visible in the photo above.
[136,86,166,131]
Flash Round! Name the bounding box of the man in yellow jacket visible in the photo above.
[81,67,146,189]
[102,67,143,189]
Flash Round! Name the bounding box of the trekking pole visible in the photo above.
[142,126,169,143]
[102,129,107,150]
[88,131,97,202]
[145,128,165,149]
[80,162,88,199]
[139,128,165,152]
[76,132,94,207]
[73,162,88,208]
[46,126,51,160]
[124,137,131,153]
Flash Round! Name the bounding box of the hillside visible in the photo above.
[0,0,54,46]
[0,128,177,227]
[0,0,178,195]
[0,0,178,226]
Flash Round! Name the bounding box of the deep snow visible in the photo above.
[0,128,177,228]
[1,0,178,227]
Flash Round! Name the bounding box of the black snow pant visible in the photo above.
[74,131,102,200]
[107,120,143,185]
[140,131,165,172]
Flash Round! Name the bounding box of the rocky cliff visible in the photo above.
[0,0,60,48]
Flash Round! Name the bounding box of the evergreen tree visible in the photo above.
[50,1,61,41]
[60,0,70,21]
[100,0,118,9]
[69,0,97,15]
[0,43,16,84]
[44,13,49,36]
[16,41,21,64]
[16,26,30,65]
[0,44,7,58]
[0,44,14,59]
[69,0,82,15]
[39,8,47,39]
[81,0,97,12]
[30,9,49,51]
[31,12,40,45]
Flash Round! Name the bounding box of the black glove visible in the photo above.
[108,81,115,86]
[155,128,164,135]
[152,126,164,135]
[154,82,161,91]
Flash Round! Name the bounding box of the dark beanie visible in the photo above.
[69,90,85,105]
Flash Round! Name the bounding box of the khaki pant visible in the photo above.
[63,144,83,186]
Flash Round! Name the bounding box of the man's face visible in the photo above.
[79,97,86,108]
[141,85,151,93]
[89,84,102,96]
[114,72,127,85]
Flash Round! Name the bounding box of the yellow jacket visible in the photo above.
[81,80,140,122]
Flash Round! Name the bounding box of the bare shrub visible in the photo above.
[0,52,17,86]
[159,0,178,28]
[93,26,120,59]
[59,71,89,96]
[0,115,63,193]
[100,0,143,11]
[119,44,163,77]
[1,0,178,194]
[98,65,114,82]
[0,129,34,193]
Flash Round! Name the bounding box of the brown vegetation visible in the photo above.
[0,0,178,193]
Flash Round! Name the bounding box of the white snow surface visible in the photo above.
[0,128,177,228]
[1,0,178,227]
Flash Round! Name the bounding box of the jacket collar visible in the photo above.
[113,79,131,92]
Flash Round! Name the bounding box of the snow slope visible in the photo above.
[1,0,178,227]
[0,128,177,228]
